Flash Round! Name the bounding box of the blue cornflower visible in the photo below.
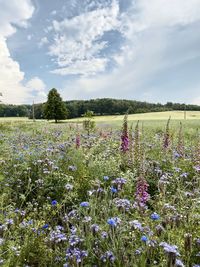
[107,217,120,227]
[141,235,148,242]
[51,200,58,206]
[80,202,89,207]
[107,218,117,227]
[42,224,49,229]
[103,176,109,181]
[150,212,160,221]
[110,186,117,193]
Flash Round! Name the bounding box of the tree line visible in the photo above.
[1,90,200,119]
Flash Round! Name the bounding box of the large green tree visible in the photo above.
[44,88,67,123]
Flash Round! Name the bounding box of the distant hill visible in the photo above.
[1,98,200,119]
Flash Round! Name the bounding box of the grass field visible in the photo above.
[0,111,200,266]
[66,111,200,129]
[67,110,200,123]
[1,110,200,124]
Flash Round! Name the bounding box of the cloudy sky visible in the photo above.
[0,0,200,104]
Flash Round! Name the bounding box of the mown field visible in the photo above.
[0,113,200,266]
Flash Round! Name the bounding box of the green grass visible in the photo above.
[65,111,200,130]
[0,117,29,121]
[1,111,200,129]
[67,111,200,123]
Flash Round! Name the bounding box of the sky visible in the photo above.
[0,0,200,105]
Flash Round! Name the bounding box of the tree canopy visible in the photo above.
[1,97,200,119]
[44,88,67,123]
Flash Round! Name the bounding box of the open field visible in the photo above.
[0,113,200,266]
[0,117,29,122]
[67,110,200,123]
[1,110,200,126]
[67,111,200,129]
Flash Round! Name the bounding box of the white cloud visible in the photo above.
[0,37,29,104]
[52,58,107,76]
[0,0,34,37]
[27,34,33,40]
[136,0,200,28]
[38,36,49,48]
[0,37,46,104]
[59,0,200,103]
[26,77,46,91]
[49,0,200,81]
[119,0,200,41]
[51,10,57,16]
[49,0,119,76]
[0,0,47,104]
[26,77,47,103]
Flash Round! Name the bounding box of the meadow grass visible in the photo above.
[0,113,200,266]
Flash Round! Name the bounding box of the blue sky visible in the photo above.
[0,0,200,104]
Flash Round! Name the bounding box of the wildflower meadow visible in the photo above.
[0,117,200,267]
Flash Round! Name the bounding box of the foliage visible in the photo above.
[1,98,200,119]
[82,110,96,135]
[0,119,200,266]
[44,88,68,123]
[0,104,29,117]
